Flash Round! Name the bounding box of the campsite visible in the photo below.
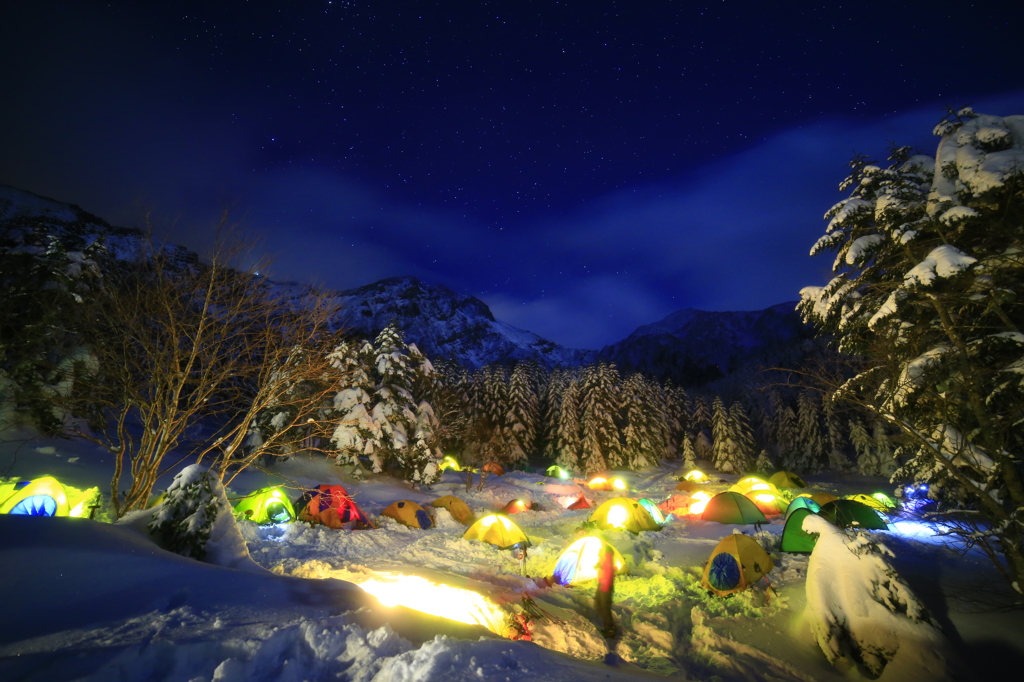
[2,432,1024,682]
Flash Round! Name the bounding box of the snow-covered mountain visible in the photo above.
[597,302,817,386]
[331,276,595,368]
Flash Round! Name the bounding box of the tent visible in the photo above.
[780,508,821,553]
[463,513,530,549]
[294,485,375,529]
[844,493,891,512]
[682,469,709,483]
[431,495,475,525]
[439,455,463,472]
[587,476,628,492]
[700,491,767,525]
[729,476,778,496]
[818,499,889,530]
[785,496,821,519]
[701,534,775,597]
[233,487,296,525]
[658,494,692,515]
[500,498,532,514]
[768,471,807,489]
[588,497,661,533]
[744,490,785,515]
[482,462,505,476]
[0,476,99,517]
[382,500,433,529]
[552,536,628,586]
[546,465,572,479]
[564,494,591,510]
[637,498,668,525]
[675,479,701,493]
[871,492,898,509]
[798,491,839,506]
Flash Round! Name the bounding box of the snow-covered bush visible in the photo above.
[802,514,951,678]
[147,465,232,562]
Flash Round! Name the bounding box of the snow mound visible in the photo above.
[802,514,954,679]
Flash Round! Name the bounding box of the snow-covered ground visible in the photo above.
[2,429,1023,681]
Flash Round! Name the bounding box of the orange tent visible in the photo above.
[295,485,375,529]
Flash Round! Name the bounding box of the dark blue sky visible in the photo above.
[2,1,1023,348]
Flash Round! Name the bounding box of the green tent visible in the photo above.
[637,498,667,525]
[780,507,821,553]
[546,465,572,479]
[0,476,100,517]
[818,499,888,530]
[785,496,821,519]
[700,491,767,525]
[233,487,296,525]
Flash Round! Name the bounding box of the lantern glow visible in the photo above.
[689,491,712,515]
[355,573,505,633]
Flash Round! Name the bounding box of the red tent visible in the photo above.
[295,485,375,529]
[566,494,591,510]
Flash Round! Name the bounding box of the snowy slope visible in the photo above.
[330,276,595,368]
[598,303,818,386]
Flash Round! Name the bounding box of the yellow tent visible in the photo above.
[382,500,433,529]
[701,534,774,597]
[463,513,529,549]
[799,491,838,506]
[431,495,476,525]
[768,471,807,489]
[729,476,778,496]
[844,493,890,512]
[588,497,661,533]
[744,490,785,515]
[552,536,628,585]
[0,476,99,517]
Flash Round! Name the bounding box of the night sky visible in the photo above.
[2,1,1023,349]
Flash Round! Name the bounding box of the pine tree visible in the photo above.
[505,363,539,467]
[149,465,231,561]
[695,430,713,463]
[710,396,730,470]
[849,419,876,475]
[754,449,774,475]
[579,363,621,473]
[823,399,851,472]
[555,375,582,471]
[691,395,711,436]
[681,432,697,470]
[768,390,797,464]
[620,373,663,470]
[539,369,567,461]
[789,390,825,473]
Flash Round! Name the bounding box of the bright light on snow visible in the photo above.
[355,573,505,633]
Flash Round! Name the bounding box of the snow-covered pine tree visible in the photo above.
[871,422,896,478]
[754,449,774,475]
[579,363,622,472]
[505,363,539,467]
[789,390,825,473]
[149,465,231,561]
[849,419,877,475]
[620,373,663,470]
[798,109,1024,591]
[554,374,582,471]
[681,432,697,470]
[768,389,798,465]
[539,369,567,461]
[690,395,711,436]
[713,401,756,474]
[329,340,379,472]
[822,398,851,472]
[709,396,730,470]
[695,430,713,463]
[660,382,688,459]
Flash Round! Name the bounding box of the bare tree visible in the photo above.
[66,221,348,517]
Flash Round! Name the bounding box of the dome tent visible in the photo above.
[500,498,533,514]
[785,496,821,519]
[233,487,296,525]
[768,471,807,489]
[701,533,774,596]
[818,499,889,530]
[0,476,99,518]
[780,507,822,553]
[729,476,778,496]
[588,497,661,533]
[700,491,767,525]
[637,498,668,525]
[799,491,839,506]
[552,536,628,586]
[382,500,433,529]
[431,495,475,525]
[546,465,572,479]
[744,490,785,515]
[844,493,891,513]
[294,485,375,529]
[463,513,530,549]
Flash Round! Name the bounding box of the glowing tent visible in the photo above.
[744,490,785,515]
[552,536,628,586]
[729,476,778,496]
[785,496,821,519]
[500,498,532,514]
[871,492,898,509]
[431,495,475,525]
[382,500,433,529]
[683,469,709,483]
[768,471,807,489]
[587,476,628,492]
[439,455,463,472]
[482,462,505,476]
[588,497,661,533]
[0,476,99,517]
[658,494,691,515]
[675,479,702,493]
[700,492,767,525]
[546,465,571,479]
[844,493,891,512]
[463,513,529,549]
[701,534,774,597]
[798,491,839,506]
[637,498,668,525]
[780,508,821,553]
[818,499,889,530]
[294,485,375,529]
[233,487,296,525]
[564,494,591,510]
